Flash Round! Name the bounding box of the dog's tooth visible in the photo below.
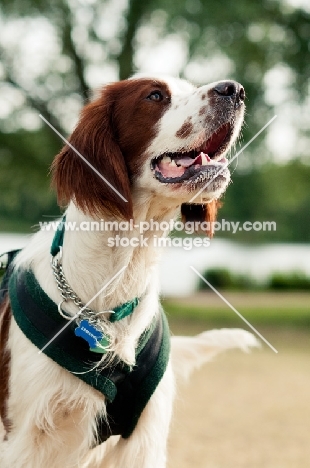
[161,155,171,163]
[201,152,211,165]
[196,152,211,166]
[170,159,177,166]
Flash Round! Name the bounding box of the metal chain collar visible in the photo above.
[50,248,112,323]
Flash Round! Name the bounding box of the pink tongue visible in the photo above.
[175,156,196,167]
[175,152,211,167]
[157,152,211,178]
[157,160,186,178]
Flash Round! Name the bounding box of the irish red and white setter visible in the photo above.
[0,75,258,468]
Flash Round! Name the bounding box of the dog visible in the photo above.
[0,75,258,468]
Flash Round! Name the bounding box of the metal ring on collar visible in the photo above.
[58,300,74,320]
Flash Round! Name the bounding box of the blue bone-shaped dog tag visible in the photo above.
[74,320,109,353]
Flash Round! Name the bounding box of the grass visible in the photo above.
[162,291,310,328]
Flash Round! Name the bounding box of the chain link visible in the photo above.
[51,249,103,322]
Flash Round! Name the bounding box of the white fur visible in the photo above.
[0,75,258,468]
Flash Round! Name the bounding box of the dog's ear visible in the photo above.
[51,87,133,220]
[181,200,219,237]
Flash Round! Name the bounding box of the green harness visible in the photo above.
[0,221,171,443]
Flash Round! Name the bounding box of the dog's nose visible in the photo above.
[213,81,245,107]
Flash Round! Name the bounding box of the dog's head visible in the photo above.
[52,75,245,228]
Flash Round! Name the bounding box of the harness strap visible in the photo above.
[1,252,170,442]
[97,309,170,442]
[0,250,21,303]
[50,216,66,257]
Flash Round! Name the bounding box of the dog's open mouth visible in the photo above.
[151,123,231,184]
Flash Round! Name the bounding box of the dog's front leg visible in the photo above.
[1,319,104,468]
[1,404,101,468]
[99,363,175,468]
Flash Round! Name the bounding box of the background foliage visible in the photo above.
[0,0,309,241]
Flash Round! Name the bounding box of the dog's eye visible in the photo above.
[147,91,164,102]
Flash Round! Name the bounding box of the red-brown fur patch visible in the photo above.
[181,200,220,237]
[52,79,171,220]
[0,297,12,438]
[175,118,193,139]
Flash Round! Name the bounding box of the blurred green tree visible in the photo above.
[219,160,310,242]
[0,0,309,237]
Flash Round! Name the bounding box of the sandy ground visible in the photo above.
[168,325,310,468]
